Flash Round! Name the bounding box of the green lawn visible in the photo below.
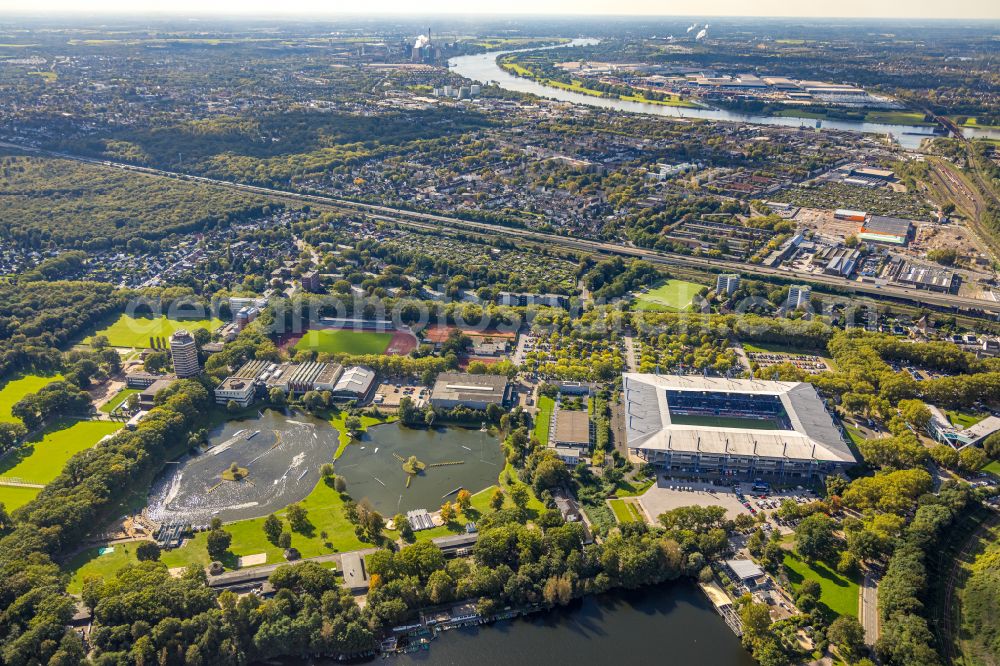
[0,373,64,422]
[100,388,139,414]
[414,462,546,542]
[609,498,644,523]
[67,478,366,592]
[614,476,654,498]
[295,330,392,355]
[845,424,868,446]
[953,117,1000,130]
[783,550,859,619]
[634,280,704,312]
[330,412,393,458]
[90,314,223,348]
[0,420,122,510]
[0,485,43,512]
[0,420,123,486]
[946,410,986,429]
[864,111,935,126]
[534,396,554,446]
[982,459,1000,476]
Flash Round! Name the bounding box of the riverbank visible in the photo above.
[448,39,947,149]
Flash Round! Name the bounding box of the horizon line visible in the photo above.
[1,10,999,21]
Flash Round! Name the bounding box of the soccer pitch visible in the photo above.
[294,329,392,355]
[668,414,781,430]
[634,280,704,312]
[0,374,63,423]
[0,420,122,508]
[89,314,223,348]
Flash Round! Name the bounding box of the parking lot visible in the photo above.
[637,477,817,528]
[373,381,428,409]
[639,478,755,522]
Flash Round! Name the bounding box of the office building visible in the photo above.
[169,329,200,378]
[785,285,811,310]
[716,274,741,296]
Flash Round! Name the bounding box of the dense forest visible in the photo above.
[0,154,273,250]
[0,281,127,379]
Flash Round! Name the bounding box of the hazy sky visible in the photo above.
[1,0,998,20]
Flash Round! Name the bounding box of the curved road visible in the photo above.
[6,141,1000,317]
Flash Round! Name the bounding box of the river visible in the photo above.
[448,39,1000,150]
[383,583,754,665]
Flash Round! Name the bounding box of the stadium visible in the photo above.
[624,373,855,481]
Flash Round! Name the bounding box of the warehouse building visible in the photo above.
[331,366,377,400]
[894,262,957,293]
[623,373,855,480]
[858,215,915,245]
[430,373,510,410]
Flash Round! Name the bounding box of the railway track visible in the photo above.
[7,141,1000,317]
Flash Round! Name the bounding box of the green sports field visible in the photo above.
[294,329,392,355]
[0,374,64,423]
[89,314,223,348]
[634,280,704,312]
[668,414,781,430]
[0,420,122,509]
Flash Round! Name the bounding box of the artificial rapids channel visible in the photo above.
[147,409,336,526]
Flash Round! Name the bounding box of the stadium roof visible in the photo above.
[622,373,854,464]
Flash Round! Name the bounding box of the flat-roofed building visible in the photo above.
[859,215,915,245]
[139,378,176,409]
[552,409,592,450]
[716,273,741,296]
[264,363,299,394]
[497,292,570,309]
[786,285,811,310]
[126,371,174,389]
[340,552,369,592]
[894,262,957,293]
[430,372,510,410]
[834,209,867,222]
[214,377,256,407]
[623,373,855,481]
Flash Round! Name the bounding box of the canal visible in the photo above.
[449,39,1000,150]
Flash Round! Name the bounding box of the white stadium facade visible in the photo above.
[623,373,856,481]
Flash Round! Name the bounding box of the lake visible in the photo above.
[336,423,505,516]
[449,39,1000,150]
[331,582,754,665]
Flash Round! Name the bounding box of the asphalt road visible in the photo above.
[859,569,880,646]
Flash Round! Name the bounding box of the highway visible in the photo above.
[7,141,1000,317]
